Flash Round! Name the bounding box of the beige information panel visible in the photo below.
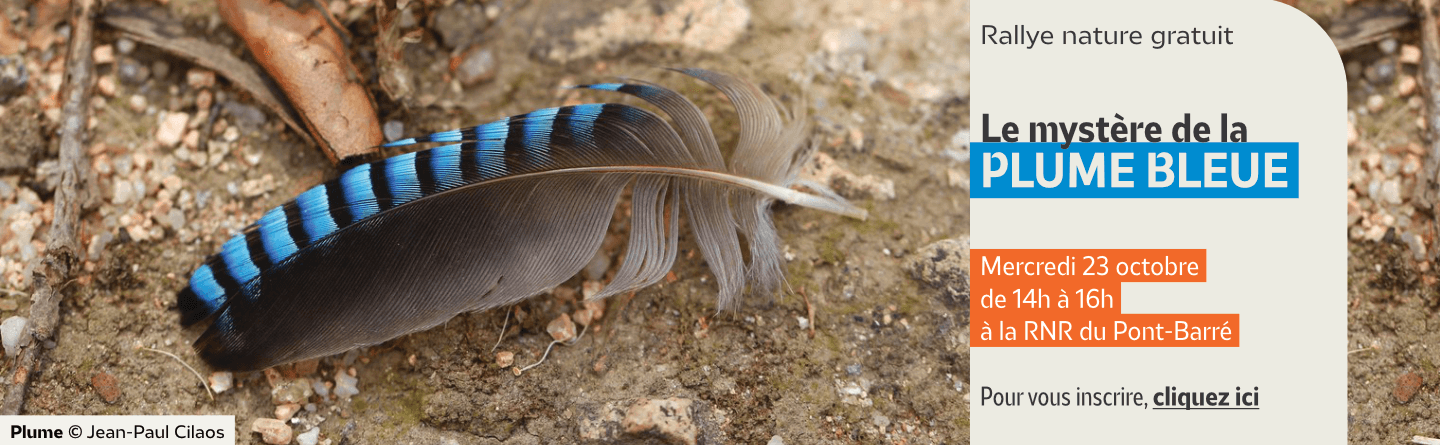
[968,0,1345,443]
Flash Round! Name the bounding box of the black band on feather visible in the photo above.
[324,181,353,229]
[282,201,311,250]
[370,160,394,211]
[243,230,273,272]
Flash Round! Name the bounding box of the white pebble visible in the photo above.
[311,379,330,398]
[296,428,320,445]
[1,316,30,357]
[209,371,233,393]
[333,373,359,399]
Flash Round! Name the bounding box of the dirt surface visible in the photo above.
[1331,1,1440,444]
[0,0,971,444]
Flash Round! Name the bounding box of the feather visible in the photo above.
[176,69,866,371]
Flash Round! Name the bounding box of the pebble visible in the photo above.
[93,44,115,65]
[1401,44,1423,65]
[1380,180,1403,205]
[548,313,577,342]
[622,398,697,445]
[296,428,319,445]
[91,372,121,403]
[156,112,190,147]
[1366,59,1396,84]
[251,418,293,445]
[1,315,29,357]
[117,59,150,85]
[1410,232,1428,260]
[333,372,359,399]
[128,94,147,112]
[1367,94,1385,113]
[310,379,330,398]
[768,436,785,445]
[87,232,112,261]
[383,120,404,142]
[581,280,602,299]
[116,37,136,55]
[1379,38,1398,54]
[270,378,313,405]
[186,69,216,89]
[241,175,275,197]
[845,364,861,376]
[495,351,514,368]
[111,179,134,205]
[456,46,498,86]
[209,371,234,393]
[275,403,301,422]
[1399,75,1418,97]
[96,75,116,97]
[1395,372,1423,403]
[572,305,598,327]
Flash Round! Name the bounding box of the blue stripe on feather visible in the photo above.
[188,264,226,310]
[522,107,559,150]
[569,103,605,144]
[382,137,418,147]
[385,152,424,205]
[475,118,511,140]
[342,164,381,220]
[587,83,623,91]
[430,144,465,189]
[296,186,338,244]
[259,206,299,263]
[220,234,261,285]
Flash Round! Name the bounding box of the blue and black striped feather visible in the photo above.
[177,69,865,371]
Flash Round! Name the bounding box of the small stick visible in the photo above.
[1418,0,1440,259]
[516,323,589,374]
[798,286,816,339]
[140,348,214,401]
[0,0,97,415]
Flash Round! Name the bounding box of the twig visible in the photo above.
[139,348,214,401]
[516,323,588,374]
[0,0,95,416]
[490,307,511,353]
[1419,0,1440,259]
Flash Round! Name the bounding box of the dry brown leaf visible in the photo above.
[218,0,382,163]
